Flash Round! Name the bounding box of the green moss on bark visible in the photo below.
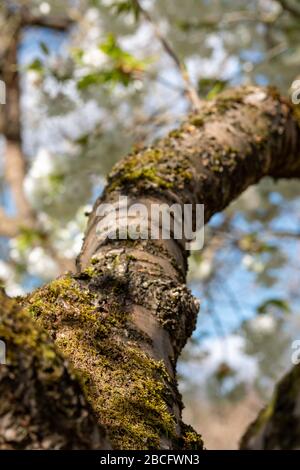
[0,290,109,449]
[241,365,300,449]
[24,270,187,449]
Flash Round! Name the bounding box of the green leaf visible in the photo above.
[77,73,106,90]
[99,34,146,70]
[198,78,228,99]
[77,34,146,91]
[27,59,44,74]
[48,173,65,193]
[106,1,141,21]
[76,134,90,146]
[257,299,290,315]
[16,228,45,254]
[40,41,50,55]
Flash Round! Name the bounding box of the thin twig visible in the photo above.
[134,0,202,111]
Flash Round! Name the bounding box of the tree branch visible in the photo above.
[0,289,110,449]
[4,141,36,225]
[277,0,300,18]
[0,7,74,275]
[241,364,300,449]
[0,207,20,238]
[1,1,72,31]
[16,86,299,449]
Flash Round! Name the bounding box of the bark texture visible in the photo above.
[241,364,300,450]
[1,85,300,449]
[0,289,110,449]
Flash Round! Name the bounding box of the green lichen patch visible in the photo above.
[24,270,182,449]
[0,290,58,368]
[0,290,109,450]
[108,148,174,192]
[106,143,193,196]
[179,423,204,450]
[241,365,300,449]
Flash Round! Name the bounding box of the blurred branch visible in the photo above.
[2,1,72,30]
[133,0,202,110]
[0,5,74,275]
[0,207,20,237]
[0,11,36,225]
[21,13,72,30]
[277,0,300,18]
[268,230,300,239]
[0,19,21,142]
[174,9,281,31]
[4,141,36,225]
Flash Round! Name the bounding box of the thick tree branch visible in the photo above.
[0,289,110,449]
[241,364,300,449]
[0,9,36,226]
[0,208,21,238]
[21,13,72,31]
[17,86,300,450]
[0,8,74,274]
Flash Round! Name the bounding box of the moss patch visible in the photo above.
[24,271,182,449]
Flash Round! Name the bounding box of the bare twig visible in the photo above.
[134,0,202,110]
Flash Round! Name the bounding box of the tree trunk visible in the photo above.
[0,289,109,449]
[241,364,300,450]
[1,85,300,449]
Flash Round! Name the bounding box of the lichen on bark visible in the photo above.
[2,85,300,450]
[24,255,201,450]
[0,289,109,449]
[241,365,300,450]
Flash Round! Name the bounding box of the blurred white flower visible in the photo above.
[86,7,101,22]
[197,259,213,280]
[242,254,264,273]
[28,148,54,179]
[101,0,116,7]
[24,148,56,205]
[39,2,51,15]
[82,48,108,67]
[27,247,59,279]
[250,314,276,334]
[0,260,24,297]
[54,222,83,259]
[242,254,253,268]
[179,335,258,391]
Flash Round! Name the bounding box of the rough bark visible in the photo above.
[0,15,21,143]
[241,364,300,450]
[16,86,300,450]
[0,289,110,449]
